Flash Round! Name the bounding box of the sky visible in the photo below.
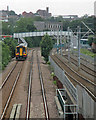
[0,0,96,17]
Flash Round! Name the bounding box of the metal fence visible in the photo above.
[56,88,78,119]
[71,50,94,64]
[49,56,78,104]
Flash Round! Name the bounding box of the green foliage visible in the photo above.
[2,38,18,70]
[2,22,13,35]
[51,72,55,77]
[26,36,42,48]
[80,49,96,57]
[40,34,53,62]
[4,38,18,58]
[2,42,11,69]
[88,35,94,46]
[33,16,44,21]
[47,61,50,65]
[8,10,17,15]
[63,16,94,33]
[53,80,57,85]
[14,17,36,32]
[93,35,96,44]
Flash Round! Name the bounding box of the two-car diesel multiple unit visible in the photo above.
[15,43,27,60]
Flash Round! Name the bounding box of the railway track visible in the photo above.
[63,54,96,79]
[37,50,49,120]
[51,54,96,101]
[0,61,24,120]
[26,49,49,120]
[26,50,33,119]
[0,61,18,90]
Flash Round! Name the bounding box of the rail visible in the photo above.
[37,51,49,120]
[49,56,78,104]
[0,62,18,90]
[50,55,96,101]
[26,50,34,120]
[0,63,23,120]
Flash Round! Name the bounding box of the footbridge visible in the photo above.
[13,31,78,53]
[13,31,72,38]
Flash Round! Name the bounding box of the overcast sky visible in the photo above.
[0,0,96,17]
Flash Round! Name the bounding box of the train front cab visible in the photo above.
[16,46,27,60]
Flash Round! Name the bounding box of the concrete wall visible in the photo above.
[77,85,96,119]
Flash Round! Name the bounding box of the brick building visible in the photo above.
[22,11,34,18]
[36,7,51,19]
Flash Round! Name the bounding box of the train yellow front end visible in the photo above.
[15,44,27,60]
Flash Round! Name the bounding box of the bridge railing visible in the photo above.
[13,31,72,38]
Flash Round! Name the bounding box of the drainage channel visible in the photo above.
[37,50,50,120]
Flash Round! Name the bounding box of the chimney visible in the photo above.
[46,7,49,13]
[7,6,9,11]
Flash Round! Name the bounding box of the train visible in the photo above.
[15,43,27,60]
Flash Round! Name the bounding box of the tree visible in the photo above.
[2,22,13,35]
[40,34,53,62]
[2,42,11,69]
[8,10,16,15]
[33,16,44,21]
[4,38,18,58]
[14,17,36,32]
[88,35,94,46]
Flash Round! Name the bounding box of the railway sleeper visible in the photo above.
[9,104,22,120]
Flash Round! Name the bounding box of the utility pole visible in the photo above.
[60,30,62,56]
[67,27,70,63]
[57,30,59,54]
[77,26,81,70]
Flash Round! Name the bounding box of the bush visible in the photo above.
[2,38,18,70]
[47,61,50,65]
[51,72,55,77]
[2,42,11,69]
[53,80,57,85]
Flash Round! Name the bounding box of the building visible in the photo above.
[34,21,63,31]
[22,11,34,18]
[0,10,8,22]
[36,7,51,19]
[0,6,19,22]
[54,15,78,20]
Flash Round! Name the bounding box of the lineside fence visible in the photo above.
[49,56,78,119]
[49,55,96,119]
[71,49,95,64]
